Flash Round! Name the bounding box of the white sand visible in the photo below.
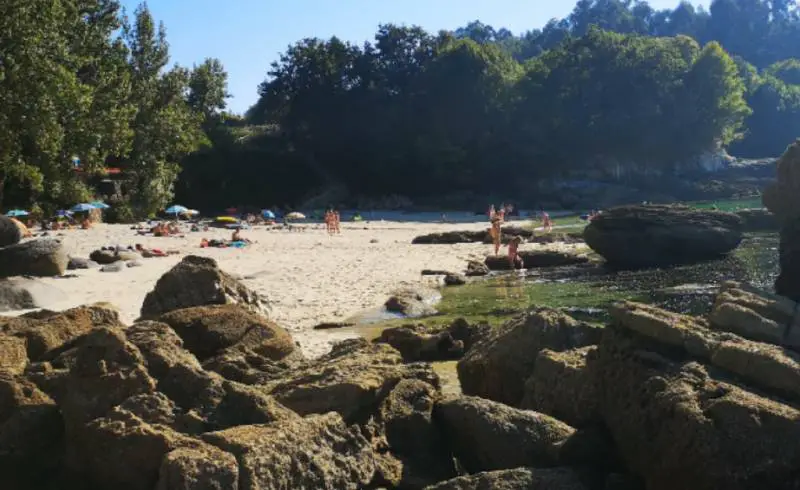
[6,220,583,357]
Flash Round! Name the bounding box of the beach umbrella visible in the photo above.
[185,209,200,215]
[5,209,29,217]
[286,212,306,220]
[71,203,97,213]
[90,201,110,209]
[55,210,73,217]
[164,204,189,216]
[261,209,276,219]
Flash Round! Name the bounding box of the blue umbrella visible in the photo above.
[90,201,110,209]
[261,209,276,219]
[71,203,98,213]
[165,205,189,215]
[5,209,29,217]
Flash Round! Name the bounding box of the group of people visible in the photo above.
[487,204,559,270]
[324,209,341,235]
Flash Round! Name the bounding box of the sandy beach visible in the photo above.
[5,219,581,357]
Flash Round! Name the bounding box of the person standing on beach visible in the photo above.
[333,210,341,234]
[507,235,524,269]
[490,206,504,255]
[324,209,333,234]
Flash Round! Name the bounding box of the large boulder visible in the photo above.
[457,309,603,406]
[424,467,589,490]
[140,255,269,319]
[201,412,377,489]
[158,304,296,362]
[520,347,599,428]
[594,326,800,490]
[583,205,743,268]
[374,325,464,362]
[264,338,438,423]
[484,250,589,271]
[0,277,67,312]
[0,215,22,248]
[71,407,226,490]
[0,303,123,361]
[385,286,439,318]
[368,379,455,488]
[0,373,64,483]
[764,140,800,300]
[0,239,69,278]
[433,395,575,473]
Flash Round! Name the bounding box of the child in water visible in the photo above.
[507,236,524,269]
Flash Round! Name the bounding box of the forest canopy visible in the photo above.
[2,0,800,215]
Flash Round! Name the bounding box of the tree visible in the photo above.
[188,58,230,124]
[122,4,205,215]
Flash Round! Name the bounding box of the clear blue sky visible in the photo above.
[123,0,710,114]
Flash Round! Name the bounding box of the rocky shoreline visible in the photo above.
[2,250,799,489]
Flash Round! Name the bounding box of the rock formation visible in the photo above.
[0,239,69,277]
[584,204,743,268]
[763,139,800,301]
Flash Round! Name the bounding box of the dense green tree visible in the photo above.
[121,4,205,215]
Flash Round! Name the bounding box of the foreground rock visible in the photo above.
[458,309,603,406]
[595,324,800,490]
[202,413,377,489]
[425,467,589,490]
[763,140,800,301]
[521,347,599,427]
[264,338,438,422]
[434,395,575,473]
[484,250,589,271]
[583,205,743,268]
[0,215,22,248]
[0,239,69,278]
[140,255,270,319]
[0,302,123,360]
[157,304,297,362]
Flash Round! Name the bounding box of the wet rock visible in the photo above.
[736,208,779,231]
[412,230,486,244]
[0,277,67,312]
[444,273,466,286]
[313,321,355,330]
[521,347,599,427]
[584,204,743,268]
[0,239,69,277]
[0,303,123,361]
[447,317,493,352]
[424,467,589,490]
[158,304,296,362]
[465,260,490,277]
[484,250,589,271]
[0,334,28,375]
[385,286,439,318]
[375,325,464,362]
[156,445,240,490]
[68,256,100,270]
[0,215,22,248]
[202,412,376,489]
[421,269,452,276]
[140,255,269,320]
[458,309,603,406]
[595,326,800,490]
[265,338,438,423]
[433,395,575,473]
